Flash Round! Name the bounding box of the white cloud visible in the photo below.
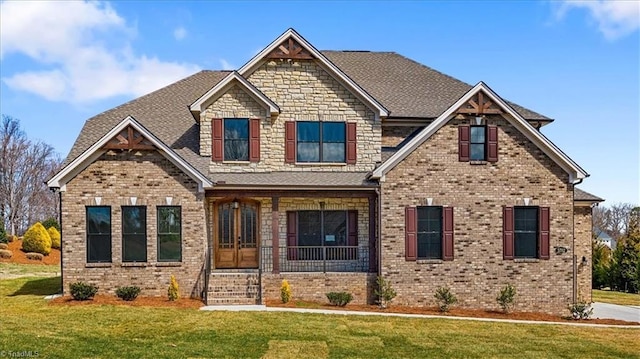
[173,26,187,40]
[556,0,640,40]
[220,59,236,70]
[0,1,200,103]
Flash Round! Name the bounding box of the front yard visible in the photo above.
[0,269,638,358]
[593,289,640,307]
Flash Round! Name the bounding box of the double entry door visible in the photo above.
[214,200,259,268]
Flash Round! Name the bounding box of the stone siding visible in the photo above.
[574,205,593,302]
[381,115,575,315]
[382,126,424,147]
[262,273,376,305]
[200,60,381,172]
[61,150,207,298]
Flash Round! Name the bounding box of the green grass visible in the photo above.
[0,262,61,276]
[593,289,640,306]
[0,276,638,359]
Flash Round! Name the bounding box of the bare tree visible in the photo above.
[0,115,61,235]
[593,203,635,241]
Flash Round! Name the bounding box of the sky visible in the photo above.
[1,0,638,206]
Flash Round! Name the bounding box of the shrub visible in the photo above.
[0,249,12,259]
[41,217,61,232]
[280,279,292,303]
[69,282,98,300]
[47,227,61,249]
[168,275,179,301]
[25,252,44,261]
[0,221,6,244]
[375,276,397,309]
[22,222,52,255]
[326,292,353,307]
[434,287,458,312]
[0,243,8,250]
[497,283,516,313]
[7,235,16,243]
[569,300,594,320]
[116,286,141,301]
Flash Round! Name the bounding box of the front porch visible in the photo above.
[203,189,378,305]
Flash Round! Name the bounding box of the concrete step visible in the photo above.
[206,296,258,306]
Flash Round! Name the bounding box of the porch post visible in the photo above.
[368,195,377,273]
[272,197,280,274]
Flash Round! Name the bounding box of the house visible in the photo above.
[594,227,616,250]
[47,29,603,315]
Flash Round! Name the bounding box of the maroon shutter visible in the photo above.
[212,118,223,161]
[405,207,417,261]
[442,207,454,261]
[487,125,498,162]
[459,125,470,162]
[348,210,358,260]
[285,121,296,163]
[286,211,297,260]
[503,206,514,260]
[249,118,260,162]
[346,122,357,164]
[539,207,550,260]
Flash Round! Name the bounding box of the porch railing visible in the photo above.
[261,246,369,273]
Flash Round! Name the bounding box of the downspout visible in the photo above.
[571,178,584,304]
[59,189,63,295]
[376,186,382,278]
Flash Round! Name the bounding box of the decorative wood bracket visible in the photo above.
[266,37,314,60]
[456,91,503,115]
[103,125,155,150]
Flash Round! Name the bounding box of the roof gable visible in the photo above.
[48,116,213,192]
[238,28,389,118]
[372,82,588,183]
[189,71,280,115]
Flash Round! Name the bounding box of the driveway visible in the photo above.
[592,302,640,322]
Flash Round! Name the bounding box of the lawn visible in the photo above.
[0,272,638,358]
[0,262,61,277]
[593,289,640,306]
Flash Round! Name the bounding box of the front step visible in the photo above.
[207,272,260,306]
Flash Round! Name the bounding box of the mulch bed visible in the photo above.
[49,294,203,309]
[265,299,639,326]
[0,240,61,265]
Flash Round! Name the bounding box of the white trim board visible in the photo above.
[371,82,588,183]
[190,71,280,115]
[47,116,213,192]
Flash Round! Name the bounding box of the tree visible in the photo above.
[593,203,635,242]
[608,207,640,293]
[0,115,61,235]
[592,239,611,289]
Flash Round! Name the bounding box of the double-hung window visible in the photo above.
[157,206,181,262]
[287,210,358,260]
[224,118,249,161]
[122,206,147,262]
[417,206,443,259]
[297,122,346,163]
[470,126,486,161]
[514,207,538,258]
[86,206,112,263]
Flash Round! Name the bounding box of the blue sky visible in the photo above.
[1,1,638,205]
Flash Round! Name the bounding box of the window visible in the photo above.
[122,206,146,262]
[514,207,538,258]
[405,206,454,261]
[459,125,498,162]
[287,210,358,260]
[86,206,111,263]
[417,206,442,259]
[224,118,249,161]
[470,126,486,161]
[503,206,550,260]
[296,122,346,162]
[157,206,181,262]
[212,118,260,162]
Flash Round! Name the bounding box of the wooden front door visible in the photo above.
[215,200,259,269]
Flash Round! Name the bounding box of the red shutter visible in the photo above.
[442,207,454,261]
[346,122,357,164]
[348,210,358,260]
[249,118,260,162]
[286,211,297,260]
[539,207,550,260]
[405,207,417,261]
[212,118,223,161]
[487,125,498,162]
[503,206,514,260]
[285,121,296,163]
[459,125,470,162]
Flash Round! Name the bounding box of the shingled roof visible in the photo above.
[574,188,604,202]
[323,51,550,120]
